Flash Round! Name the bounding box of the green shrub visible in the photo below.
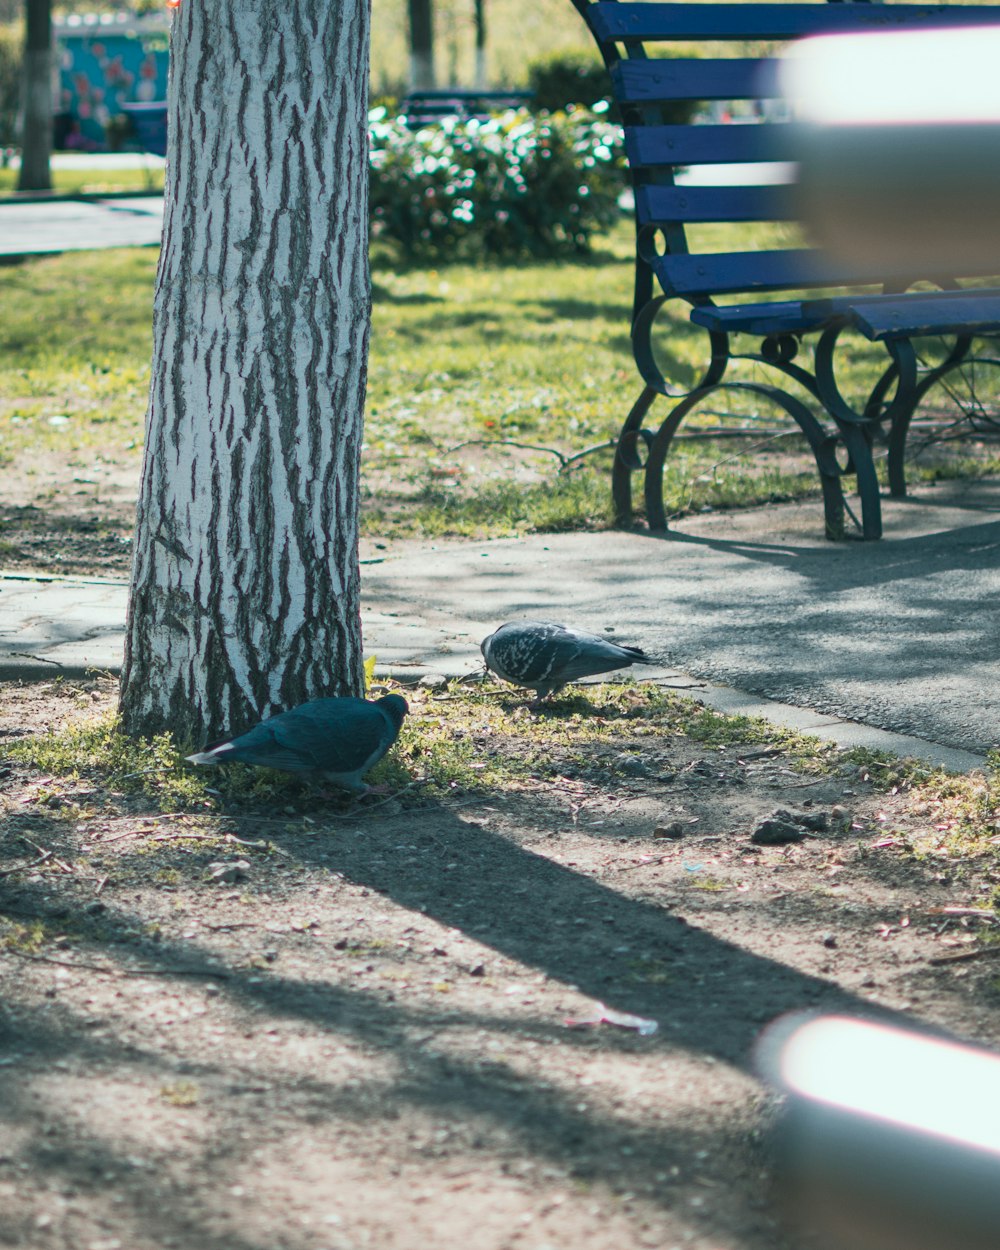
[527,48,613,112]
[0,22,21,148]
[368,105,625,258]
[527,47,700,125]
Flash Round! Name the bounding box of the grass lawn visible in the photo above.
[0,165,165,199]
[1,223,999,555]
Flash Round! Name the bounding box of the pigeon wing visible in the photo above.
[542,626,647,682]
[268,698,390,775]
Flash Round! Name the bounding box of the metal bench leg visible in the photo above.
[612,385,658,526]
[642,390,708,531]
[888,335,969,498]
[839,425,883,540]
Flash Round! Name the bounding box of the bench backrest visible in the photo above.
[572,1,1000,302]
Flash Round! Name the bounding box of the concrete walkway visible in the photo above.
[2,477,998,774]
[0,195,164,258]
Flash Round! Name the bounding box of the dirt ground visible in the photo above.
[1,676,999,1250]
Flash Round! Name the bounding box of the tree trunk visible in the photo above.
[119,0,370,745]
[407,0,435,91]
[17,0,52,193]
[474,0,487,91]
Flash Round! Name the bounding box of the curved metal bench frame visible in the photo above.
[572,0,1000,540]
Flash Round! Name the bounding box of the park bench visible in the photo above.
[400,89,533,127]
[570,0,1000,539]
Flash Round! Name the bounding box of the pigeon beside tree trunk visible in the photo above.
[480,621,656,701]
[186,694,408,795]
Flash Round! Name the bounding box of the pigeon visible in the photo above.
[185,693,408,794]
[480,621,655,700]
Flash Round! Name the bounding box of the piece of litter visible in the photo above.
[565,1002,658,1036]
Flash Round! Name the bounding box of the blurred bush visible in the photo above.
[527,48,613,113]
[526,47,700,124]
[369,105,625,258]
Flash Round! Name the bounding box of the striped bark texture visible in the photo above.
[119,0,370,743]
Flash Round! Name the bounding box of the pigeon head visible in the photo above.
[376,693,409,734]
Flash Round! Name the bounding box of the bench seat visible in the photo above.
[691,288,1000,341]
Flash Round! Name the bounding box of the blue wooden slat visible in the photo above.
[659,249,878,297]
[590,2,1000,44]
[660,250,995,298]
[848,289,1000,340]
[690,298,846,336]
[612,57,779,104]
[636,183,795,224]
[626,123,794,168]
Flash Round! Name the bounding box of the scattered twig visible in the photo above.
[224,833,291,856]
[770,778,830,789]
[97,827,160,843]
[18,836,74,874]
[0,850,53,878]
[441,436,616,473]
[928,947,1000,967]
[4,949,230,979]
[606,856,670,875]
[927,906,998,920]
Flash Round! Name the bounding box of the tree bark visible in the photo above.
[474,0,487,91]
[119,0,370,745]
[17,0,52,193]
[407,0,435,91]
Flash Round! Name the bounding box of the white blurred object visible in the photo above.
[784,26,1000,126]
[758,1014,1000,1250]
[780,28,1000,272]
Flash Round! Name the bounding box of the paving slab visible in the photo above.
[1,476,997,773]
[361,478,1000,761]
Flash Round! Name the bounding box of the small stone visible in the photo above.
[207,860,250,884]
[653,821,687,840]
[469,964,486,977]
[418,672,449,690]
[830,805,852,829]
[772,807,829,832]
[822,933,838,949]
[620,757,650,777]
[751,818,807,846]
[797,810,830,832]
[85,901,106,915]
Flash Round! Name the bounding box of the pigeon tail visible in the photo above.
[185,744,235,766]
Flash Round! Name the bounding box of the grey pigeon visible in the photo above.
[185,694,408,794]
[480,621,655,700]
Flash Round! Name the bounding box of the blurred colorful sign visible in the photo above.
[54,14,169,151]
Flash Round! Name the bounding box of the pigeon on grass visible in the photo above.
[185,694,408,796]
[481,620,655,702]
